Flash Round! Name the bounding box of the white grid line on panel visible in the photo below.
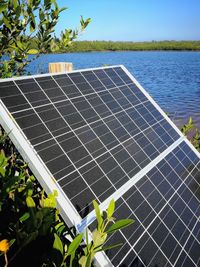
[154,149,200,224]
[97,69,161,155]
[34,99,149,143]
[8,81,137,114]
[13,98,152,152]
[92,141,200,266]
[51,75,122,185]
[116,147,200,267]
[1,65,200,267]
[78,137,183,232]
[0,99,82,227]
[174,218,200,267]
[14,79,103,212]
[75,133,176,213]
[74,123,177,203]
[36,116,166,191]
[12,72,177,165]
[121,65,200,164]
[30,78,102,202]
[54,71,145,178]
[133,144,200,241]
[14,78,113,267]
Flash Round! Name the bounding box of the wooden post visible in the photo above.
[49,62,73,73]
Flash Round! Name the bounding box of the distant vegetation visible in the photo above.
[55,40,200,52]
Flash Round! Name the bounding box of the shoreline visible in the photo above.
[38,49,200,55]
[28,40,200,54]
[55,40,200,53]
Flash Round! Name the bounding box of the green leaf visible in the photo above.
[85,254,93,267]
[39,191,57,208]
[93,200,103,230]
[39,8,45,21]
[30,20,36,33]
[55,222,66,236]
[53,233,63,255]
[70,251,75,267]
[79,255,87,267]
[0,3,7,13]
[92,229,107,247]
[15,5,21,17]
[44,0,51,9]
[188,117,193,125]
[97,242,123,252]
[12,0,18,9]
[107,199,115,219]
[0,151,8,176]
[9,239,16,248]
[67,233,83,255]
[80,16,91,30]
[27,49,39,54]
[59,7,67,13]
[106,219,134,234]
[16,40,24,51]
[26,196,36,208]
[85,228,89,247]
[20,212,30,222]
[3,17,11,30]
[181,116,194,135]
[79,254,93,267]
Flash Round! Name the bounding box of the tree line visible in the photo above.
[51,40,200,53]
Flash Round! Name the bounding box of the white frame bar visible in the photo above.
[120,65,200,158]
[0,65,123,82]
[78,136,184,232]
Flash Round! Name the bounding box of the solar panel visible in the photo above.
[0,65,199,266]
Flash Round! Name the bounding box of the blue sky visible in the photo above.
[56,0,200,41]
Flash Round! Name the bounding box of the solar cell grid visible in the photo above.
[0,65,200,267]
[98,141,200,266]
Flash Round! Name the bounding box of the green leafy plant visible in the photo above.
[51,16,91,53]
[79,199,134,267]
[181,117,200,151]
[0,127,63,266]
[0,0,91,78]
[0,127,134,267]
[0,144,60,266]
[181,117,195,135]
[43,199,134,267]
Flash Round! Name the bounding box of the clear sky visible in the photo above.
[55,0,200,41]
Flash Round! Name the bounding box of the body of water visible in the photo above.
[27,51,200,128]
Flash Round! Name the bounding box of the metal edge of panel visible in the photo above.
[0,65,123,82]
[0,99,112,267]
[0,100,82,225]
[120,65,200,160]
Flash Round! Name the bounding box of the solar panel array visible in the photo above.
[0,65,199,267]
